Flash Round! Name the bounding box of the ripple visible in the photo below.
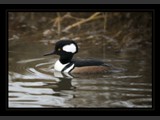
[9,68,59,81]
[115,87,151,92]
[113,75,143,79]
[9,82,54,95]
[9,94,73,108]
[17,58,46,64]
[35,61,54,68]
[105,100,135,108]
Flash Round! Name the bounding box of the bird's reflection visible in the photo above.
[46,71,76,92]
[53,71,74,79]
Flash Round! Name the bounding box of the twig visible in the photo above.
[63,12,102,32]
[103,12,107,32]
[57,12,61,36]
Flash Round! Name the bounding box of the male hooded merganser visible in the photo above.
[44,40,121,74]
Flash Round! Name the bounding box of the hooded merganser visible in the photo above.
[44,40,119,74]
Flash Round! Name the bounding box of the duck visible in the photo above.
[44,40,123,74]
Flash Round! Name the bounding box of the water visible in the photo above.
[8,38,152,108]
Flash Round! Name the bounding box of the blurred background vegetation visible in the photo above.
[8,12,152,52]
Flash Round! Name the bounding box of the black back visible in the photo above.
[72,59,112,67]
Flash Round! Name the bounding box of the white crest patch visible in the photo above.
[62,43,77,53]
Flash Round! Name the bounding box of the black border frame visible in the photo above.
[1,0,160,4]
[0,4,158,116]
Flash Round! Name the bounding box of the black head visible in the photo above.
[44,40,78,64]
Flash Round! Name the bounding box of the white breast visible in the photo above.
[54,60,74,73]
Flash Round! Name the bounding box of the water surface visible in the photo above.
[8,38,152,108]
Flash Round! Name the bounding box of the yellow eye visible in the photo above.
[58,48,61,51]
